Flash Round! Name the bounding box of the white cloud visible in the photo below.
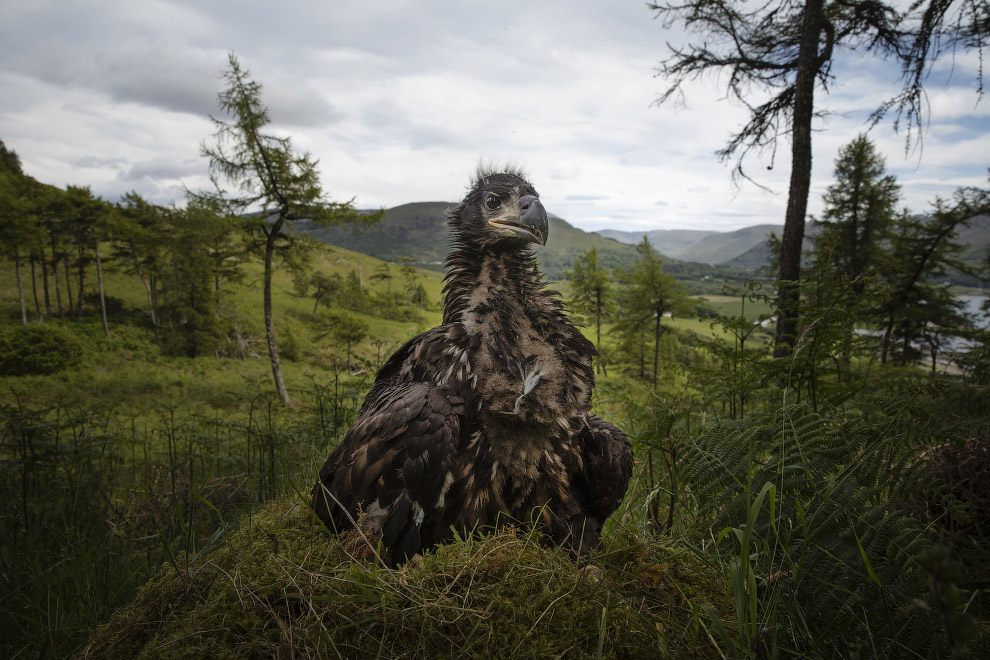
[1,0,986,232]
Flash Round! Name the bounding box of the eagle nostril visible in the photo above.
[519,195,537,211]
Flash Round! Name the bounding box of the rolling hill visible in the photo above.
[300,202,989,281]
[675,224,783,265]
[299,202,645,279]
[594,228,720,258]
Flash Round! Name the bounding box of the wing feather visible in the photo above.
[576,415,633,523]
[312,380,461,563]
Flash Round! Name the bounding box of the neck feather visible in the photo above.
[441,238,546,325]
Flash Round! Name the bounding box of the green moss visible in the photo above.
[79,496,728,659]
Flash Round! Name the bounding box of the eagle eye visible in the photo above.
[484,194,501,210]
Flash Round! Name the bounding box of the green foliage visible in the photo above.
[566,247,615,372]
[614,237,691,386]
[191,52,383,403]
[812,134,900,281]
[280,326,302,362]
[679,399,967,658]
[0,383,371,659]
[877,203,974,366]
[689,281,774,419]
[0,324,86,376]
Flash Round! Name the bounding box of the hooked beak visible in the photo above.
[488,195,548,246]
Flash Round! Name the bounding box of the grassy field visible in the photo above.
[2,243,986,659]
[0,242,694,658]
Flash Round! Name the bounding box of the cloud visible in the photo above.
[565,194,610,202]
[1,0,987,233]
[118,157,200,183]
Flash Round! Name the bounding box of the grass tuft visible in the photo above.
[78,495,727,660]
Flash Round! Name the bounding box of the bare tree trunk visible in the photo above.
[95,238,111,339]
[881,317,894,364]
[76,244,86,318]
[639,323,646,379]
[653,309,661,389]
[52,254,63,316]
[263,223,290,404]
[50,236,63,317]
[30,254,40,318]
[595,289,603,376]
[14,249,27,325]
[774,0,829,358]
[63,254,74,315]
[40,246,52,317]
[138,273,158,327]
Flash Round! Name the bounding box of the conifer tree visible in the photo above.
[648,0,985,358]
[813,135,900,284]
[0,142,33,324]
[616,237,688,388]
[877,201,971,365]
[193,53,381,403]
[116,192,169,327]
[566,247,614,375]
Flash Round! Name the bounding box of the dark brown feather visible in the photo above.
[312,170,632,564]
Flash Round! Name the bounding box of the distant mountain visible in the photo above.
[298,202,452,267]
[595,228,719,258]
[958,214,990,265]
[724,240,775,271]
[299,202,644,279]
[676,224,783,265]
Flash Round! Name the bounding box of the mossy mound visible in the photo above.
[78,496,729,659]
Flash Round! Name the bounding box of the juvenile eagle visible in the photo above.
[312,168,632,563]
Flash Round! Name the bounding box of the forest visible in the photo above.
[2,4,990,657]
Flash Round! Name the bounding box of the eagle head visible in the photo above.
[448,167,549,248]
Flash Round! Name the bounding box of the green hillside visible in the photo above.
[595,228,719,258]
[299,202,645,279]
[677,224,783,265]
[958,214,990,265]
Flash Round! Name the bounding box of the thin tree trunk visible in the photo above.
[653,309,661,389]
[51,236,63,317]
[881,316,894,364]
[138,274,158,327]
[639,323,646,379]
[595,290,602,375]
[30,254,40,317]
[263,223,290,404]
[774,0,828,358]
[63,253,74,315]
[14,249,27,325]
[52,253,63,316]
[40,246,52,317]
[76,244,86,318]
[95,238,111,339]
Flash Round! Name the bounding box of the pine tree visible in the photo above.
[116,192,170,327]
[192,53,381,403]
[813,135,900,284]
[615,238,688,388]
[877,201,972,366]
[565,247,614,374]
[0,143,33,324]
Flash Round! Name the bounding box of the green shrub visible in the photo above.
[0,324,86,376]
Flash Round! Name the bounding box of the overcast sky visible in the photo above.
[2,0,987,233]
